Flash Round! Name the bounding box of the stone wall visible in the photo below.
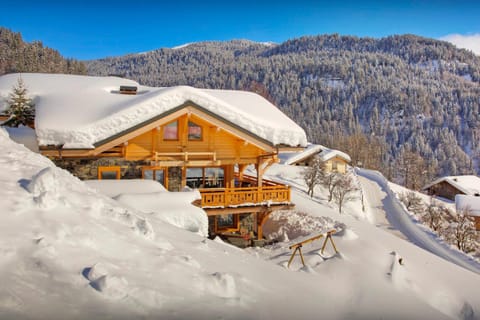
[53,157,149,180]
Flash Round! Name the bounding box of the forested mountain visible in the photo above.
[88,35,479,186]
[0,27,86,75]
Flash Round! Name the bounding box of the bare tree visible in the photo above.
[422,203,449,232]
[333,174,359,213]
[303,156,326,197]
[399,191,424,215]
[443,208,477,253]
[322,172,340,202]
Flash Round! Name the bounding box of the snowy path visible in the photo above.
[357,168,480,275]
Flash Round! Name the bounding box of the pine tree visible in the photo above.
[3,76,35,127]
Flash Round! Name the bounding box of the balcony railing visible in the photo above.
[199,184,291,208]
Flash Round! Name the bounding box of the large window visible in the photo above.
[186,168,203,188]
[163,121,178,140]
[186,167,224,188]
[217,214,235,229]
[188,121,202,140]
[142,168,166,186]
[98,166,121,180]
[205,167,224,188]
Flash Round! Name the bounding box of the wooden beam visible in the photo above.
[203,204,294,216]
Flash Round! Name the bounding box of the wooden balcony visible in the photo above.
[198,184,291,210]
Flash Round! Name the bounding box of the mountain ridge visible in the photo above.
[86,34,480,185]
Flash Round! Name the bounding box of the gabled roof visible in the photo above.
[281,143,351,165]
[423,175,480,196]
[0,73,307,149]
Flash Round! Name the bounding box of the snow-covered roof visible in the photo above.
[455,195,480,217]
[0,73,307,149]
[423,175,480,196]
[281,144,351,165]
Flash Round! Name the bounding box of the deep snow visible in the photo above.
[0,73,307,149]
[0,129,479,320]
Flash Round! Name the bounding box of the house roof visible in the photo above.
[281,143,351,165]
[455,195,480,217]
[423,175,480,196]
[0,73,307,149]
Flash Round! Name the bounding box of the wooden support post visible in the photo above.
[288,246,306,268]
[256,209,272,240]
[320,230,338,254]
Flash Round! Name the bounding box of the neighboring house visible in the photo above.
[0,73,307,243]
[281,143,351,174]
[422,175,480,201]
[455,195,480,231]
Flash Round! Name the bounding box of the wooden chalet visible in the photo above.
[422,175,480,201]
[19,74,307,244]
[282,144,351,174]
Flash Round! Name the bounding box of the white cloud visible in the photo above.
[440,33,480,55]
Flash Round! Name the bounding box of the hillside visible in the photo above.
[1,127,480,319]
[0,27,86,75]
[86,35,480,184]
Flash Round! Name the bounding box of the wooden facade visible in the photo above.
[424,180,466,201]
[40,102,299,243]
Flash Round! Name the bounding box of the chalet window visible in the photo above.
[217,214,235,229]
[332,161,338,172]
[205,167,224,188]
[142,168,165,186]
[163,121,178,140]
[186,167,224,188]
[186,168,203,188]
[188,121,202,140]
[98,166,121,180]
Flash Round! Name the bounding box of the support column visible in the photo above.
[224,164,235,188]
[257,209,272,240]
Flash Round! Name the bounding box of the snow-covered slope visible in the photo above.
[1,131,479,320]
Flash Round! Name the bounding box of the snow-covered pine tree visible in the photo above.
[3,76,35,127]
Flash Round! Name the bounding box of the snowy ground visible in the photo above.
[1,130,480,320]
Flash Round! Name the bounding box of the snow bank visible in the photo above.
[86,179,207,236]
[85,179,167,198]
[263,210,344,242]
[456,194,480,216]
[114,190,208,237]
[0,73,307,149]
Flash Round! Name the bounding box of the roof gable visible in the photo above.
[423,175,480,195]
[92,102,277,155]
[281,144,351,165]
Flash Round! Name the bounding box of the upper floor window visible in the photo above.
[188,121,202,140]
[163,121,178,140]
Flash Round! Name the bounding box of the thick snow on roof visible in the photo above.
[4,125,38,152]
[455,195,480,216]
[0,73,307,149]
[423,175,480,195]
[281,143,351,165]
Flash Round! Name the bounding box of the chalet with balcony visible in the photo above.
[0,73,307,243]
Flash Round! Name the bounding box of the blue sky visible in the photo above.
[2,0,480,60]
